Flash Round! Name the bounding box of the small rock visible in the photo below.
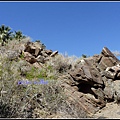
[50,51,58,57]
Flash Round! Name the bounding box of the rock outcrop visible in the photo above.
[21,41,58,65]
[7,41,120,117]
[60,47,120,116]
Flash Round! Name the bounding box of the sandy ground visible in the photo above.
[92,102,120,119]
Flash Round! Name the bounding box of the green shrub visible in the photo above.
[26,67,36,80]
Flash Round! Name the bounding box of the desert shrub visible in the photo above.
[30,80,65,118]
[56,99,88,118]
[25,66,38,80]
[0,37,31,62]
[46,54,72,74]
[7,50,21,61]
[5,37,30,53]
[31,79,88,118]
[25,66,48,80]
[25,63,57,80]
[0,56,22,117]
[12,59,31,77]
[45,53,83,78]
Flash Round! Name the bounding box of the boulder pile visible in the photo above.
[22,41,58,67]
[61,47,120,115]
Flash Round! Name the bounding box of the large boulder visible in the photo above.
[69,57,104,87]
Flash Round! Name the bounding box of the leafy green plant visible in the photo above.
[26,67,37,80]
[26,67,47,80]
[36,70,46,79]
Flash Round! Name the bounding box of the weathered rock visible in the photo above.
[24,41,42,57]
[102,78,114,100]
[80,58,104,85]
[91,87,106,107]
[44,49,53,55]
[24,52,37,64]
[98,56,118,72]
[92,54,101,63]
[50,51,58,57]
[113,80,120,103]
[62,47,120,115]
[101,71,115,79]
[109,56,119,65]
[41,50,49,57]
[81,57,96,67]
[106,64,120,73]
[44,57,50,62]
[61,77,105,115]
[93,54,102,63]
[22,41,59,65]
[98,60,107,71]
[78,59,103,85]
[97,47,120,72]
[28,58,38,64]
[82,65,93,80]
[36,55,45,63]
[104,64,120,79]
[34,48,41,57]
[24,42,35,53]
[62,82,100,115]
[90,67,103,85]
[100,57,115,68]
[117,72,120,79]
[101,47,119,62]
[69,67,87,83]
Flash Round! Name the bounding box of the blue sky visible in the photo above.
[0,1,120,58]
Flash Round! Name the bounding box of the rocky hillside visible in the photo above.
[61,47,120,117]
[0,26,120,118]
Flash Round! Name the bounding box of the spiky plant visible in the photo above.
[14,31,26,41]
[0,24,13,46]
